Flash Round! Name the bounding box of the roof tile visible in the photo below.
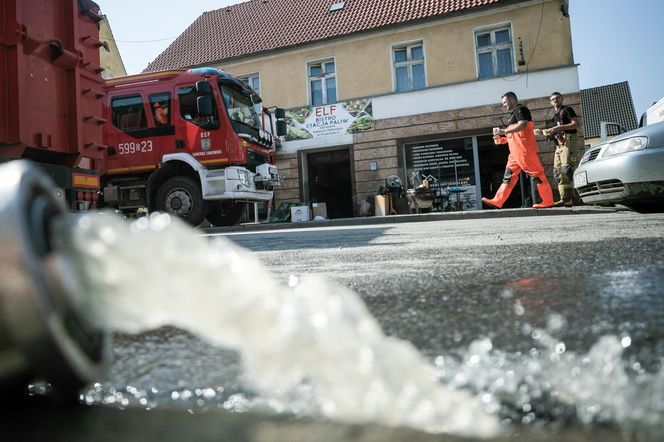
[580,82,638,138]
[146,0,505,72]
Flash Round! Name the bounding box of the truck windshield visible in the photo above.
[220,83,261,131]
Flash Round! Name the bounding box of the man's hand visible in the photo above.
[504,120,528,135]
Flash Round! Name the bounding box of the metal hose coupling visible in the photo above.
[0,160,108,398]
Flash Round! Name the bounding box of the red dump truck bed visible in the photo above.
[0,0,105,167]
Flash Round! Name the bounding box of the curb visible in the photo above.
[200,205,627,234]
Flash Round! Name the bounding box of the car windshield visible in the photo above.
[220,83,261,131]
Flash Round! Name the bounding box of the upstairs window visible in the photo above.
[393,42,425,92]
[238,73,260,95]
[308,59,337,106]
[476,25,515,79]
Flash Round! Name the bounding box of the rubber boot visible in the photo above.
[481,182,515,209]
[532,179,555,208]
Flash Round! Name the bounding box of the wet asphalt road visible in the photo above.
[218,211,664,361]
[8,211,664,442]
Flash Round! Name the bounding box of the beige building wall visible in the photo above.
[99,16,127,79]
[218,0,572,109]
[206,0,579,214]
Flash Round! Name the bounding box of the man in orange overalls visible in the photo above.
[482,91,554,209]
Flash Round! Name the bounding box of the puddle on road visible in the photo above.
[55,212,664,440]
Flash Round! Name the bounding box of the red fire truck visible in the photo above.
[0,0,284,227]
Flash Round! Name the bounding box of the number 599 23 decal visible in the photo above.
[118,140,153,155]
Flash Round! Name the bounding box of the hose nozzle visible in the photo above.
[0,160,108,398]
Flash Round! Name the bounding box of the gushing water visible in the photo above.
[54,212,501,437]
[55,212,664,440]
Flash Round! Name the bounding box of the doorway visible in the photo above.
[477,135,531,208]
[306,148,353,219]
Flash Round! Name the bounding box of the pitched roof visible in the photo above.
[145,0,507,72]
[580,81,638,138]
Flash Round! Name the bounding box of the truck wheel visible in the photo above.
[206,202,245,226]
[155,176,207,226]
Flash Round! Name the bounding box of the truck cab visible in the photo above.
[102,68,284,226]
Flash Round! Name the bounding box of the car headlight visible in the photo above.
[580,149,592,163]
[602,136,648,158]
[238,169,250,187]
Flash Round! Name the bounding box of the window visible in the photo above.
[308,60,336,106]
[112,94,147,132]
[238,73,260,95]
[178,85,219,129]
[149,93,171,126]
[475,25,515,79]
[220,83,261,131]
[393,42,425,92]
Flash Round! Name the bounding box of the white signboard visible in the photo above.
[285,99,374,140]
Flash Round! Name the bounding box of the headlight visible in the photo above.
[580,150,592,163]
[601,136,648,158]
[238,170,250,187]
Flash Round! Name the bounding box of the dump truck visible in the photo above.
[0,0,285,226]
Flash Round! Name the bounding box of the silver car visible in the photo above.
[573,120,664,213]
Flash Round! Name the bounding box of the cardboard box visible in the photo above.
[374,195,391,216]
[290,205,311,222]
[311,202,327,218]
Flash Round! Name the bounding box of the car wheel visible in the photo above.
[155,176,207,226]
[206,202,245,226]
[626,202,664,214]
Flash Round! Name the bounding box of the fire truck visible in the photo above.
[0,0,285,226]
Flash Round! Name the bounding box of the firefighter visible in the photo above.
[153,101,169,126]
[552,131,575,207]
[548,92,581,206]
[482,91,554,209]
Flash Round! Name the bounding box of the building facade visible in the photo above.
[99,16,127,79]
[148,0,582,217]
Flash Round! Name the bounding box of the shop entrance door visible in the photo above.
[306,149,353,219]
[477,135,531,208]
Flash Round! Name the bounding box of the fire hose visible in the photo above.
[0,160,108,398]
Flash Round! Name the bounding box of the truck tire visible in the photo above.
[155,176,207,226]
[206,202,245,226]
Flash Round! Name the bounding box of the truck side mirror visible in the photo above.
[275,107,287,137]
[196,80,211,94]
[197,95,213,116]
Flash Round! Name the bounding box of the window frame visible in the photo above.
[177,84,220,130]
[474,22,516,79]
[306,58,337,106]
[111,94,147,132]
[391,40,427,93]
[237,72,261,95]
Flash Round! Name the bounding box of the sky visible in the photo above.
[97,0,664,117]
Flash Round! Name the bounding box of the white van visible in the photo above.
[639,96,664,126]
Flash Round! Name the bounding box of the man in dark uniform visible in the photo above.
[482,91,554,209]
[548,92,581,206]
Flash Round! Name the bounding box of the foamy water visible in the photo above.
[54,212,664,440]
[54,212,501,437]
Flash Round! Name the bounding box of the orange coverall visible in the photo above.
[483,120,554,209]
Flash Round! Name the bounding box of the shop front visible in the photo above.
[401,134,533,212]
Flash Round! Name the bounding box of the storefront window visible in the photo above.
[404,137,479,211]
